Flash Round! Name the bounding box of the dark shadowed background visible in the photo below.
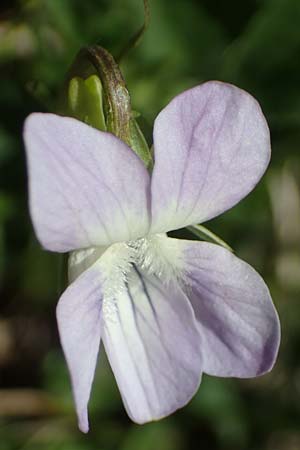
[0,0,300,449]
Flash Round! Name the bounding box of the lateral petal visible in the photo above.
[179,239,280,377]
[56,260,103,432]
[151,81,271,233]
[24,113,150,252]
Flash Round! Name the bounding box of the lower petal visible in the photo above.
[56,260,103,432]
[179,239,280,377]
[102,265,202,424]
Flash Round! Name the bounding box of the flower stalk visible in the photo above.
[117,0,151,63]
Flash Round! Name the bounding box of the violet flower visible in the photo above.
[23,81,280,432]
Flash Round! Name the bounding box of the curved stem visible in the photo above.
[117,0,150,63]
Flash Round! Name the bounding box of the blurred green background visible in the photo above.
[0,0,300,449]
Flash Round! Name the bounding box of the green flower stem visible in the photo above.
[117,0,151,63]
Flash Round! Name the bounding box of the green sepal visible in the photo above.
[67,75,106,131]
[131,110,141,119]
[187,224,233,252]
[129,118,153,169]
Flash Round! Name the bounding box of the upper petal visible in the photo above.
[56,259,104,432]
[179,239,280,377]
[102,265,202,424]
[24,113,150,252]
[150,81,271,233]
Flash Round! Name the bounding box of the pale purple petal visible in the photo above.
[24,113,150,252]
[56,260,104,432]
[179,239,280,377]
[102,265,202,424]
[151,81,271,233]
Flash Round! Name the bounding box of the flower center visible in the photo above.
[127,234,183,281]
[97,234,184,322]
[68,234,184,322]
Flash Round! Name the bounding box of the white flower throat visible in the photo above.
[68,234,184,320]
